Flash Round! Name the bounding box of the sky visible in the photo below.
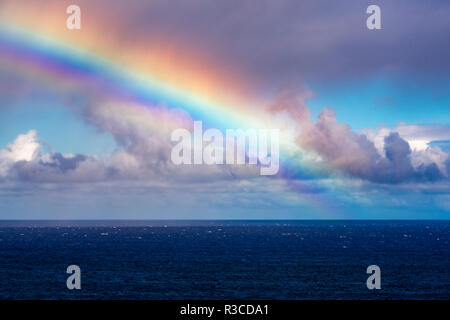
[0,0,449,219]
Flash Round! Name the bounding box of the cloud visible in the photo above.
[362,124,450,175]
[0,130,41,176]
[113,0,449,86]
[1,0,449,219]
[11,155,110,183]
[2,91,448,186]
[0,129,111,182]
[446,157,450,176]
[269,92,449,183]
[78,99,263,181]
[0,104,261,183]
[396,123,450,141]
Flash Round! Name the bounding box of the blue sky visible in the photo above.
[0,102,117,155]
[308,76,450,130]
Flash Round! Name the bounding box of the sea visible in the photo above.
[0,220,448,300]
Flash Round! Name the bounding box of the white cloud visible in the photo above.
[0,130,41,176]
[395,123,450,142]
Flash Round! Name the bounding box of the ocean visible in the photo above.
[0,220,448,299]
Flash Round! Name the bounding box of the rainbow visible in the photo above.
[0,22,340,217]
[0,23,264,130]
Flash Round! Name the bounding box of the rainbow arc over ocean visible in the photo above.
[0,16,340,217]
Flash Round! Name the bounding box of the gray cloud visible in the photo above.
[40,153,87,173]
[3,0,447,93]
[396,123,450,142]
[2,93,448,186]
[81,0,450,89]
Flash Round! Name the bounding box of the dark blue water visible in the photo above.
[0,220,448,299]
